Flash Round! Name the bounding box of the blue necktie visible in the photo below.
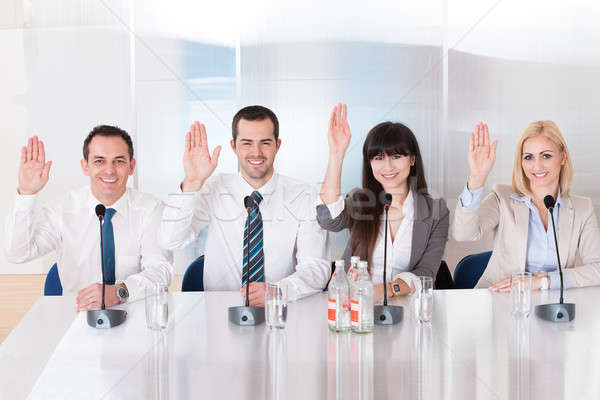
[242,191,264,286]
[103,208,116,285]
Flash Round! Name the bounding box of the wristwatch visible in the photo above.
[535,271,550,290]
[390,281,402,297]
[116,282,129,303]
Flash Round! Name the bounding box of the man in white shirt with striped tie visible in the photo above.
[4,126,173,311]
[161,106,330,306]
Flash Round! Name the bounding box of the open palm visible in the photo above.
[18,136,52,195]
[328,103,352,158]
[182,122,221,192]
[468,122,498,189]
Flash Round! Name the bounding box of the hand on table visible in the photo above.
[373,279,411,304]
[240,282,266,307]
[489,275,544,292]
[76,283,119,311]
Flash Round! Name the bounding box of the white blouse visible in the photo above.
[324,190,419,287]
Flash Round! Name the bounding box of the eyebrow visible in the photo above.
[522,150,555,155]
[239,138,273,143]
[91,155,128,160]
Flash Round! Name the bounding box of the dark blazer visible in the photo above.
[316,179,449,279]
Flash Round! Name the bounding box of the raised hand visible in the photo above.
[18,136,52,195]
[467,122,498,190]
[181,122,221,192]
[328,103,352,159]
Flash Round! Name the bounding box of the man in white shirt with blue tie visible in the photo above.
[4,126,173,311]
[161,106,330,305]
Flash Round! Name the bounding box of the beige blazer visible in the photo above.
[453,184,600,288]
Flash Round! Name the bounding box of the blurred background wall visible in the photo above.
[1,0,599,274]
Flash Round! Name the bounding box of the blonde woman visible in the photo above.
[454,121,600,291]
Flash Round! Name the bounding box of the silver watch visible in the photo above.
[116,282,129,303]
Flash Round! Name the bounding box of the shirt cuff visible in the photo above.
[548,271,570,290]
[166,189,200,213]
[393,271,420,292]
[320,196,344,219]
[458,184,484,210]
[13,192,37,211]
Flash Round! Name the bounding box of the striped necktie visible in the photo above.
[103,208,116,285]
[242,191,264,286]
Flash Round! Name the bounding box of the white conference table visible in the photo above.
[1,288,599,400]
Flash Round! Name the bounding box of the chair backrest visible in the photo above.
[182,255,205,292]
[453,251,493,289]
[44,263,63,296]
[435,260,454,289]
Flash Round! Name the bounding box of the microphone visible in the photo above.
[95,204,106,219]
[243,196,252,307]
[374,193,403,325]
[95,204,106,309]
[228,196,265,326]
[534,194,575,322]
[382,193,392,306]
[86,204,127,329]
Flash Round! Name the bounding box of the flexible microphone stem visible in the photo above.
[548,208,564,304]
[244,212,250,307]
[383,205,389,307]
[98,215,106,310]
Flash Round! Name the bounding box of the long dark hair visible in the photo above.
[350,122,428,265]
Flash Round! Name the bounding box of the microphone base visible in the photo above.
[535,303,575,322]
[374,305,403,325]
[87,309,127,329]
[228,305,265,326]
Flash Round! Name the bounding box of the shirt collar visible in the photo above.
[236,172,278,205]
[509,186,563,210]
[87,187,130,218]
[380,188,414,220]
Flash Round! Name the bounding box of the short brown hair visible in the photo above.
[83,125,134,160]
[232,105,279,142]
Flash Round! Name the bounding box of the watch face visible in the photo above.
[118,287,128,299]
[393,284,400,292]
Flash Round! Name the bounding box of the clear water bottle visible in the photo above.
[347,256,360,283]
[351,261,374,333]
[328,260,351,332]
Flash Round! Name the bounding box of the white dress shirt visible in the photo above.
[324,190,419,286]
[4,187,173,302]
[160,173,331,301]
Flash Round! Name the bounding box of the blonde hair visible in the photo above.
[511,120,573,197]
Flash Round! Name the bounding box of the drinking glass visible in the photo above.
[265,282,287,329]
[414,276,433,323]
[510,272,532,317]
[145,283,169,330]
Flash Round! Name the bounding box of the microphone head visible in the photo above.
[544,195,556,210]
[383,193,392,208]
[244,196,253,210]
[95,204,106,218]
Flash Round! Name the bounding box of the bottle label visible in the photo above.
[328,298,336,322]
[351,299,359,326]
[347,267,355,280]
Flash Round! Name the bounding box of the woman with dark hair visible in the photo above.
[317,104,449,301]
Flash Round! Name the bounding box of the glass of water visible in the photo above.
[510,272,532,317]
[265,282,287,329]
[415,276,433,323]
[145,283,169,330]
